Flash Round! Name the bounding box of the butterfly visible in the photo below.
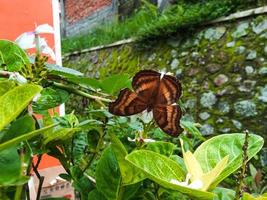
[108,70,183,137]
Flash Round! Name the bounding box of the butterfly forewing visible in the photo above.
[153,104,183,136]
[156,74,182,105]
[109,70,183,137]
[109,88,147,116]
[132,70,160,101]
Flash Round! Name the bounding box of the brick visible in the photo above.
[65,0,112,24]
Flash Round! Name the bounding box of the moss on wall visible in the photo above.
[63,15,267,140]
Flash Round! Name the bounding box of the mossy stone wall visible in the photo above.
[63,14,267,140]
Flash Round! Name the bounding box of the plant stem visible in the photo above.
[32,155,44,200]
[235,130,249,200]
[53,82,112,103]
[14,185,23,200]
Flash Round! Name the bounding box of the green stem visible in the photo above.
[53,82,112,103]
[35,33,41,55]
[14,185,23,200]
[0,123,59,151]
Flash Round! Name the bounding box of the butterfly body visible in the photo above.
[109,70,183,136]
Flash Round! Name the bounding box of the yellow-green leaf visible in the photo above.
[0,84,42,131]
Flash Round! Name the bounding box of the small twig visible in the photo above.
[32,155,44,200]
[0,70,12,78]
[53,82,112,103]
[235,130,249,200]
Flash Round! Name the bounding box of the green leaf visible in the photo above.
[126,150,185,181]
[0,146,29,186]
[88,189,107,200]
[32,87,69,113]
[0,40,30,71]
[194,133,264,189]
[0,123,58,151]
[43,127,78,145]
[0,84,42,131]
[96,146,121,200]
[126,150,215,200]
[181,120,205,141]
[145,141,176,157]
[242,193,267,200]
[0,80,16,96]
[212,187,235,200]
[66,76,101,89]
[100,74,131,95]
[109,133,146,185]
[121,183,141,200]
[0,114,35,143]
[45,63,84,77]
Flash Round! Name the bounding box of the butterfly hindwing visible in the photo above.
[109,70,183,137]
[153,104,183,136]
[109,88,147,116]
[132,70,160,101]
[156,74,182,105]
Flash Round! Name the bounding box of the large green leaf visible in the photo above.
[0,123,58,151]
[0,40,30,71]
[109,133,146,185]
[88,189,107,200]
[126,150,215,200]
[95,146,121,200]
[242,193,267,200]
[0,80,16,96]
[0,84,42,131]
[145,141,176,157]
[0,114,35,143]
[43,127,79,145]
[32,87,69,113]
[101,74,131,95]
[0,146,29,186]
[212,187,235,200]
[194,133,264,189]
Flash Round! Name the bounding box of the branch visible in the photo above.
[32,155,44,200]
[0,70,12,78]
[53,82,112,103]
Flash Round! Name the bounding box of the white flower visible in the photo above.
[139,111,153,124]
[15,24,55,60]
[9,72,27,84]
[170,173,203,189]
[32,93,41,102]
[35,24,54,34]
[39,38,56,60]
[15,32,35,49]
[178,139,229,191]
[127,136,155,143]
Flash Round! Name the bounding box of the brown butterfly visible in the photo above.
[109,70,183,136]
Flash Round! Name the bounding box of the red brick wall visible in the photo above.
[65,0,112,24]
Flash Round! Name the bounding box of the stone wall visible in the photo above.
[63,12,267,141]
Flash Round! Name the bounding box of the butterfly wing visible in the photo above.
[132,70,160,101]
[109,88,147,116]
[153,104,183,137]
[156,74,182,105]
